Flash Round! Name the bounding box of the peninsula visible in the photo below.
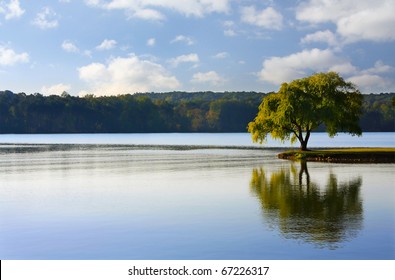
[278,148,395,163]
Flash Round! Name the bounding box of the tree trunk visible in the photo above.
[299,130,311,151]
[300,140,308,151]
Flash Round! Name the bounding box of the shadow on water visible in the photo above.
[250,161,363,249]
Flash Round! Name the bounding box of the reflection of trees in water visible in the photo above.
[250,162,363,249]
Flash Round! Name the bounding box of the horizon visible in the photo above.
[1,89,395,97]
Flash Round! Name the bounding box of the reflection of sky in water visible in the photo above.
[0,143,394,260]
[0,132,394,147]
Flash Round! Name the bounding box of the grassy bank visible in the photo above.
[278,148,395,163]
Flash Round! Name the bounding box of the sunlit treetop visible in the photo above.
[248,72,363,150]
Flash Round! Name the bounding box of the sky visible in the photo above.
[0,0,395,96]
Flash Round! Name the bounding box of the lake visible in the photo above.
[0,133,394,259]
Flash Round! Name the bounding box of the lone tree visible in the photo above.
[248,72,363,150]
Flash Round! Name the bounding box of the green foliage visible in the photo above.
[0,89,393,134]
[360,93,395,131]
[0,91,264,133]
[248,72,364,150]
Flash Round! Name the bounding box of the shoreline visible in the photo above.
[278,148,395,163]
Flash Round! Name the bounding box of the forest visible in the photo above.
[0,90,393,133]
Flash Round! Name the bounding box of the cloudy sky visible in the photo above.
[1,0,394,96]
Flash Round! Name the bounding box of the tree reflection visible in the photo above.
[250,162,363,249]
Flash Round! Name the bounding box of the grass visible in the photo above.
[278,148,395,163]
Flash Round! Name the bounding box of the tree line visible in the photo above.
[0,90,393,134]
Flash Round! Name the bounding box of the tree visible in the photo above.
[248,72,363,150]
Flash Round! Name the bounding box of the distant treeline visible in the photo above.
[0,90,394,133]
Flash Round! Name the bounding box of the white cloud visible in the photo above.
[62,40,79,53]
[222,20,237,36]
[259,48,345,84]
[32,7,59,29]
[364,61,394,74]
[328,62,357,75]
[213,52,229,59]
[0,45,29,66]
[348,61,395,92]
[296,0,395,43]
[223,20,234,28]
[297,0,353,23]
[171,35,194,45]
[78,62,107,82]
[62,41,92,57]
[191,71,226,86]
[0,0,24,20]
[301,30,339,47]
[240,6,283,30]
[41,83,71,96]
[131,8,164,21]
[148,0,230,17]
[224,29,237,37]
[78,54,180,96]
[96,39,117,50]
[147,38,156,47]
[348,74,393,92]
[85,0,100,5]
[168,53,199,67]
[85,0,230,20]
[259,47,395,93]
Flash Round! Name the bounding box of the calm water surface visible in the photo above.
[0,132,394,147]
[0,133,394,259]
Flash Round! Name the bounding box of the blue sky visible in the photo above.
[1,0,394,96]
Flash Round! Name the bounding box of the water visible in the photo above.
[0,133,394,260]
[0,132,394,147]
